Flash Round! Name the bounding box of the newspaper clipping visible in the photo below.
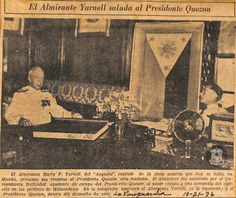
[0,0,235,197]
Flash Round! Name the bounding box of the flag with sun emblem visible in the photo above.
[146,33,192,77]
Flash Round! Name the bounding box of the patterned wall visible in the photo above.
[201,21,221,87]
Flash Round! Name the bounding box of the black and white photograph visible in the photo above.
[1,18,234,170]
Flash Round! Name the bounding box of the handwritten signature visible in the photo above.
[113,188,171,197]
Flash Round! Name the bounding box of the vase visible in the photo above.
[115,123,125,139]
[115,112,126,139]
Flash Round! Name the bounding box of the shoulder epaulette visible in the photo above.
[41,88,50,92]
[17,88,29,93]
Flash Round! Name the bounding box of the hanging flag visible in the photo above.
[79,19,110,36]
[146,33,192,78]
[4,18,19,31]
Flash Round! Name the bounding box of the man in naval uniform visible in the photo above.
[5,67,82,126]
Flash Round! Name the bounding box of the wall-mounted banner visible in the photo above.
[79,19,110,36]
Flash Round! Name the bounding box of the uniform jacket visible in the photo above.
[5,86,72,125]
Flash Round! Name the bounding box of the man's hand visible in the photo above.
[71,112,83,119]
[19,118,32,127]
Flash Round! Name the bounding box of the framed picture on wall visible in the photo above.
[215,57,235,93]
[215,57,235,108]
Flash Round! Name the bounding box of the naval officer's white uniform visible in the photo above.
[5,86,72,126]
